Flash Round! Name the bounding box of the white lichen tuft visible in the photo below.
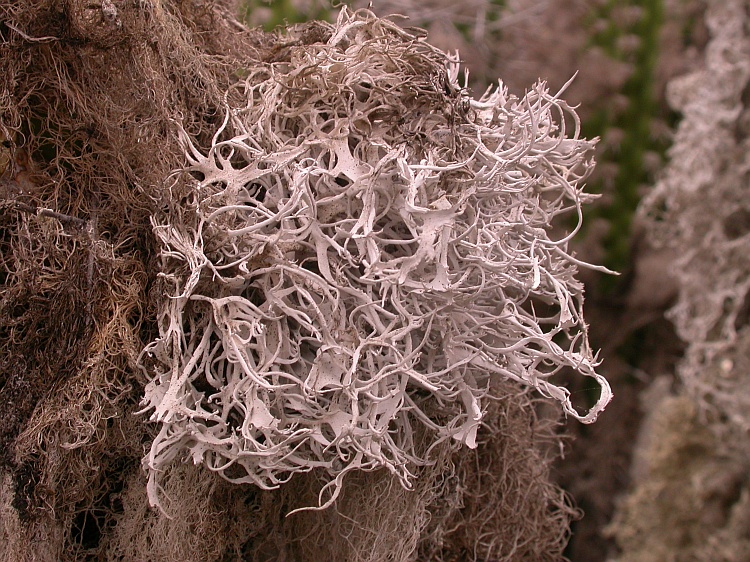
[138,8,611,509]
[639,0,750,444]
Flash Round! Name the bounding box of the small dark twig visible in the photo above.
[13,201,88,229]
[85,198,99,329]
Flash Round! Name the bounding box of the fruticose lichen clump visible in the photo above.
[139,7,611,509]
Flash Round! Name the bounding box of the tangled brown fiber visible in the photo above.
[2,1,600,560]
[101,381,574,562]
[419,390,579,562]
[1,0,268,558]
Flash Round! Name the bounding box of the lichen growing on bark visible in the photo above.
[139,7,611,510]
[0,2,606,560]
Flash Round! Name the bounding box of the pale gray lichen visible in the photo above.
[640,0,750,442]
[609,1,750,559]
[138,7,611,509]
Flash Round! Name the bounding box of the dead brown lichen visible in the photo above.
[1,0,268,557]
